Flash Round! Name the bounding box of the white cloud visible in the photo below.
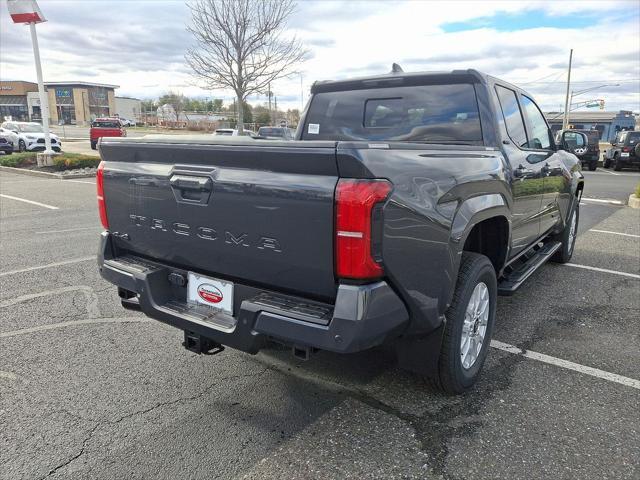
[1,0,638,112]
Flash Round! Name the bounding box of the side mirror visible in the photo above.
[560,131,588,157]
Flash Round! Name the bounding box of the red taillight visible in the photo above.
[96,161,109,229]
[335,179,392,279]
[623,147,631,152]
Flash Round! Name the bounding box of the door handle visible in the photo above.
[170,175,212,191]
[169,175,213,205]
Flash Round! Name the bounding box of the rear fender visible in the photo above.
[449,193,511,278]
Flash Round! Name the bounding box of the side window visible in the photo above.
[521,95,551,150]
[495,85,528,148]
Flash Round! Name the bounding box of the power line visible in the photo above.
[523,78,640,84]
[519,71,565,85]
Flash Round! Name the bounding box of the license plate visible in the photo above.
[621,152,630,157]
[188,272,233,315]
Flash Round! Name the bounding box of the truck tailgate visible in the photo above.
[100,138,339,300]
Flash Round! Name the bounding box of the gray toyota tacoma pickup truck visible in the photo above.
[97,69,586,393]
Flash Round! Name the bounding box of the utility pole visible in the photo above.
[562,49,573,131]
[300,74,304,111]
[267,82,272,124]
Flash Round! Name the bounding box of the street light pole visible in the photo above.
[8,0,54,164]
[562,49,573,131]
[28,21,53,155]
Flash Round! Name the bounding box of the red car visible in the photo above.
[90,118,126,150]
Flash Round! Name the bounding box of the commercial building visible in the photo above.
[0,80,119,126]
[0,80,39,121]
[45,81,118,125]
[115,96,142,121]
[544,110,636,142]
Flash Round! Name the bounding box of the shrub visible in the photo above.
[52,154,101,170]
[0,152,37,168]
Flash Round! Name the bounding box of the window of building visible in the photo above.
[495,85,528,148]
[521,95,551,150]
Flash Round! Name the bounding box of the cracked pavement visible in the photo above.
[0,170,638,479]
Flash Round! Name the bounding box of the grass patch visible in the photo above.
[635,183,640,198]
[0,152,99,170]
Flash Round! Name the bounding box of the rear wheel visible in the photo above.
[588,161,597,171]
[552,203,579,264]
[90,141,97,150]
[429,252,497,394]
[613,154,622,171]
[603,158,611,168]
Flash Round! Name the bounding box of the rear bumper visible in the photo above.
[98,232,409,354]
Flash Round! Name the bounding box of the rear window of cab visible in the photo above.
[302,83,482,144]
[92,121,120,128]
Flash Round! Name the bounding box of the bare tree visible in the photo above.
[185,0,308,133]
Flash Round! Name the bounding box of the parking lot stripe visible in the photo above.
[491,340,640,390]
[565,263,640,279]
[0,193,60,210]
[0,317,152,339]
[0,256,94,277]
[581,197,625,206]
[65,180,96,185]
[589,229,640,238]
[0,285,100,318]
[35,227,96,234]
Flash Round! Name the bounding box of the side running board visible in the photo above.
[498,241,562,295]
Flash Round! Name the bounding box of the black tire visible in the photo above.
[18,139,26,152]
[5,150,12,155]
[613,154,622,171]
[430,252,497,394]
[588,161,597,171]
[551,203,579,263]
[90,141,97,150]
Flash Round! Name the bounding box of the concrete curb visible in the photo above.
[0,165,95,180]
[628,194,640,209]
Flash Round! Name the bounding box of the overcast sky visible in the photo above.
[1,0,639,112]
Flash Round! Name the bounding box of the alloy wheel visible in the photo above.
[460,282,490,369]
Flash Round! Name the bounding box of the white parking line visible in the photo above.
[581,197,624,206]
[491,340,640,391]
[0,256,94,277]
[0,193,59,210]
[0,285,100,318]
[65,180,95,185]
[590,229,640,239]
[565,263,640,279]
[0,317,152,339]
[35,227,96,234]
[597,169,620,176]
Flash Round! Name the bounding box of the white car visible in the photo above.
[213,128,256,137]
[0,127,19,148]
[0,121,62,152]
[119,118,136,127]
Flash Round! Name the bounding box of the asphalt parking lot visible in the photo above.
[0,169,638,480]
